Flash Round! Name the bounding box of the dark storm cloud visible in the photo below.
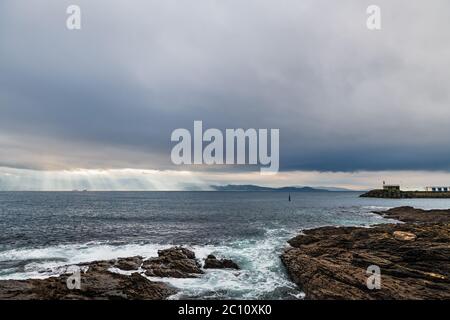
[1,0,450,171]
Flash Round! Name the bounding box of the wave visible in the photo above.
[0,228,302,299]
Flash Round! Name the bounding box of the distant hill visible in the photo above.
[210,184,353,192]
[315,186,359,192]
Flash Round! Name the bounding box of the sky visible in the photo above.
[1,0,450,190]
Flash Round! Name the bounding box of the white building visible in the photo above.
[425,186,450,192]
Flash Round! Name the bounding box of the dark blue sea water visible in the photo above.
[1,191,450,299]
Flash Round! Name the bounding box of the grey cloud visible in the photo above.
[1,0,450,172]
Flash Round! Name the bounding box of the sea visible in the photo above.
[1,191,450,299]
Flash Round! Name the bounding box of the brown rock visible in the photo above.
[0,247,208,299]
[114,256,143,271]
[0,265,175,300]
[142,247,203,278]
[281,207,450,300]
[393,231,417,241]
[204,255,240,270]
[373,206,450,224]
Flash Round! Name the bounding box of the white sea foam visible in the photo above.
[0,242,169,280]
[154,229,301,299]
[362,205,392,210]
[0,229,302,299]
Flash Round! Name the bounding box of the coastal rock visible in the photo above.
[78,259,115,272]
[0,265,175,300]
[142,247,203,278]
[374,206,450,224]
[281,207,450,300]
[0,246,208,299]
[204,254,240,270]
[114,256,143,271]
[393,231,416,241]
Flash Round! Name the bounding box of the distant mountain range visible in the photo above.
[210,185,357,192]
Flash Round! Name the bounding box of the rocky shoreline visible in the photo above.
[281,206,450,299]
[0,247,239,300]
[1,206,449,300]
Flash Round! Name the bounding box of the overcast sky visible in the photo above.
[1,1,450,190]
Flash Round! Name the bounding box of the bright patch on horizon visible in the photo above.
[2,167,450,192]
[0,168,208,191]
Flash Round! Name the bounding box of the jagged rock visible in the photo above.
[281,207,450,300]
[0,266,175,300]
[204,255,240,270]
[393,231,417,241]
[374,206,450,224]
[114,256,143,271]
[78,259,115,272]
[0,247,208,300]
[142,247,203,278]
[0,246,206,300]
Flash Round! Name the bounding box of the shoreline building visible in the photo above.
[425,186,450,192]
[383,184,401,192]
